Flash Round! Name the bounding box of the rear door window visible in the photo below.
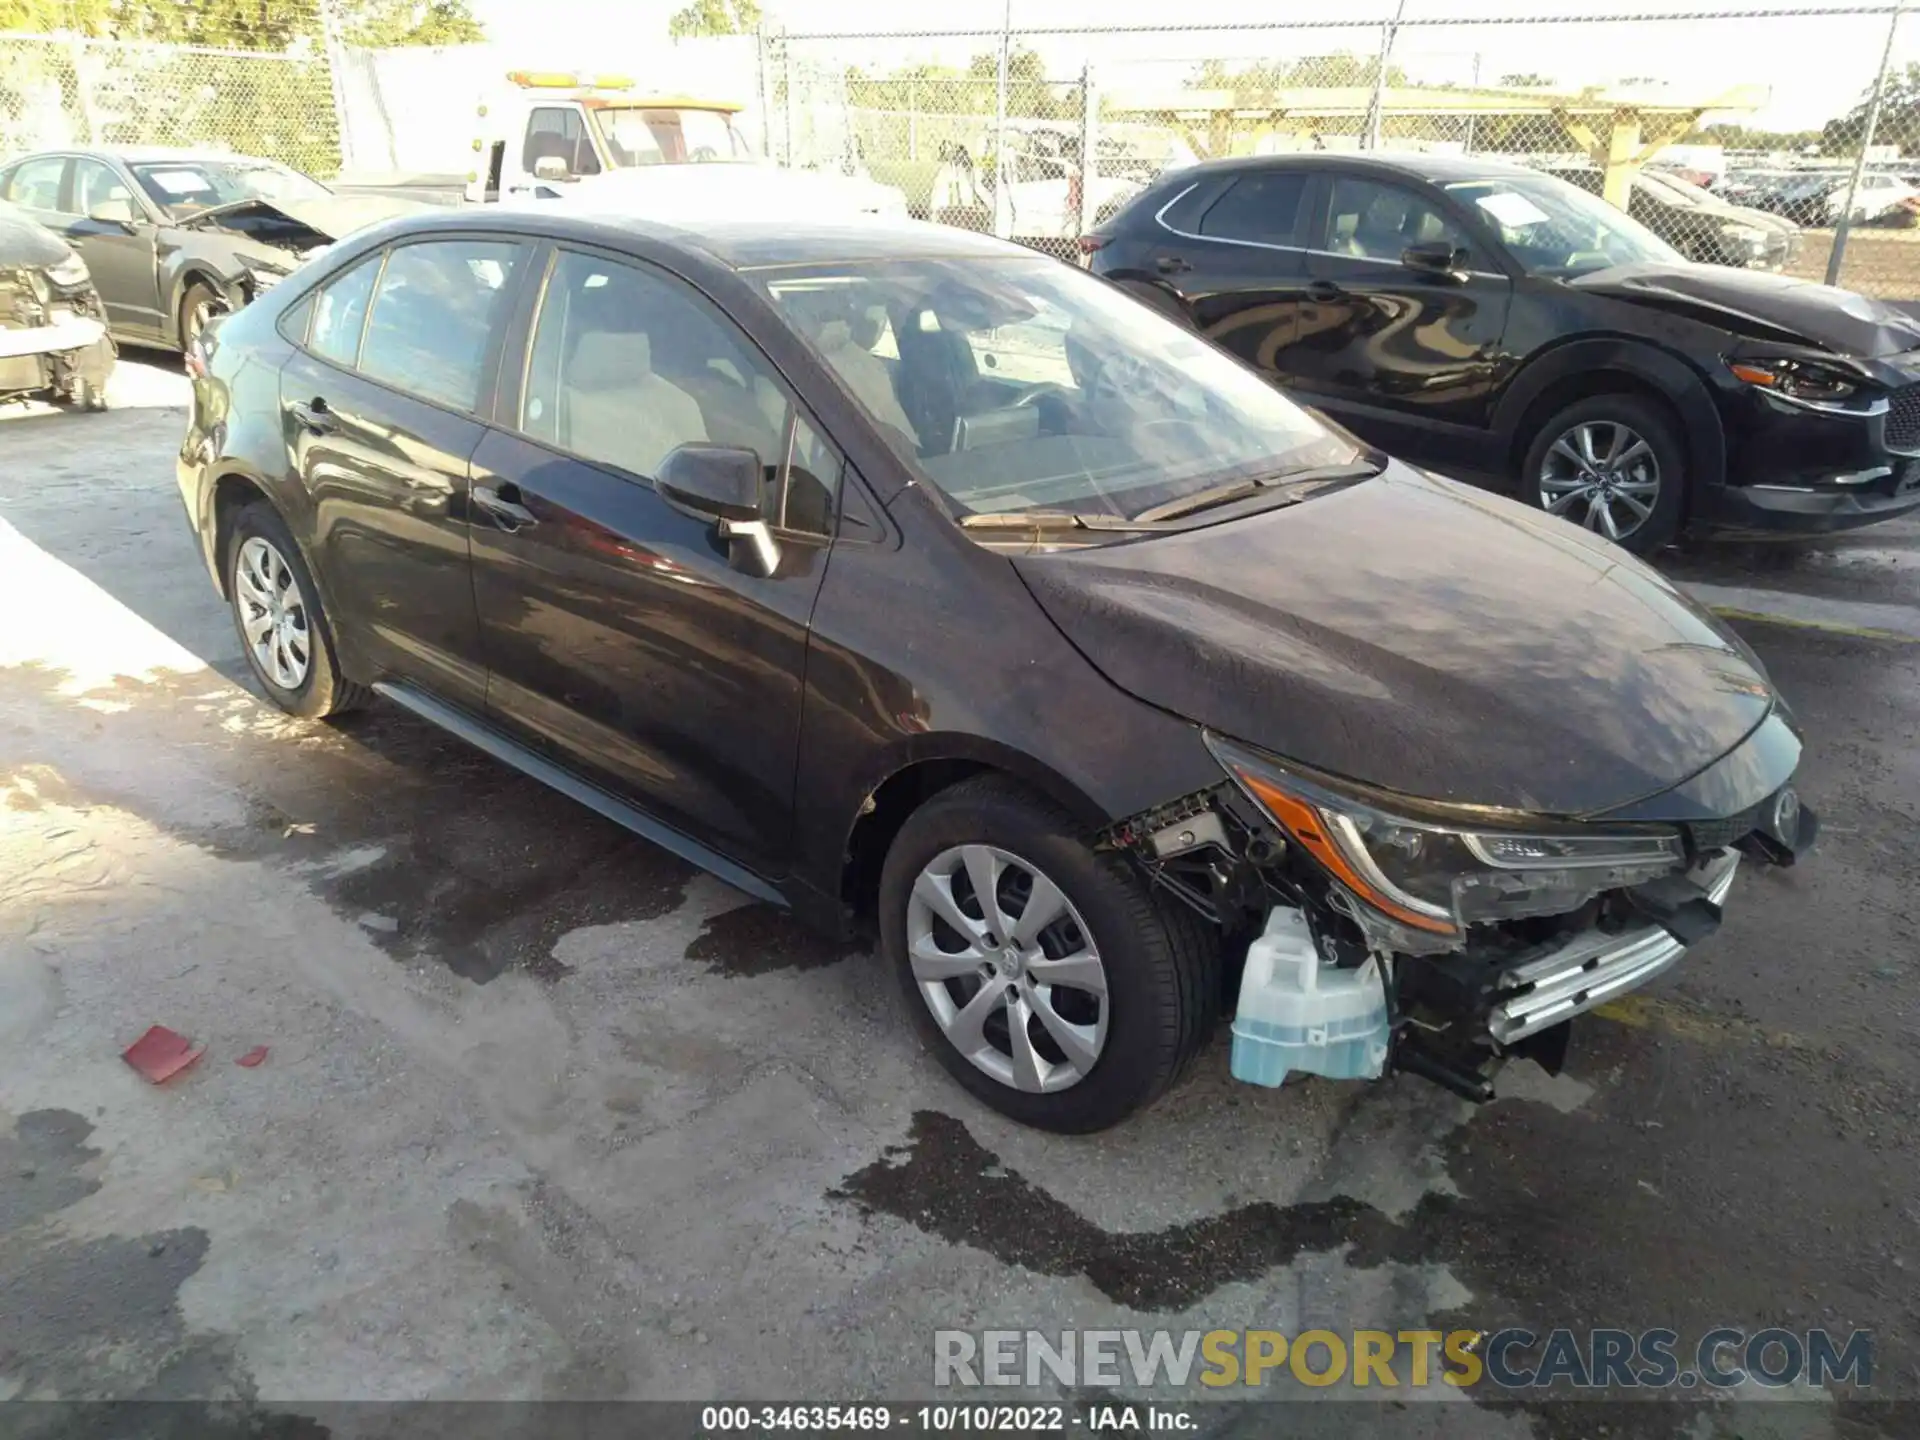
[358,240,526,412]
[307,255,382,367]
[1197,171,1310,246]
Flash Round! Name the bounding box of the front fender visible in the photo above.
[1494,336,1727,489]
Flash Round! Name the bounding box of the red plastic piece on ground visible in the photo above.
[121,1026,205,1084]
[235,1046,269,1069]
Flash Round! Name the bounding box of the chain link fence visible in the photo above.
[779,4,1920,293]
[0,31,340,175]
[5,4,1920,296]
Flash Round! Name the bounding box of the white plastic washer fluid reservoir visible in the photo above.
[1229,905,1389,1088]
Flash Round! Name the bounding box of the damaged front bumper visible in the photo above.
[1115,755,1818,1103]
[0,313,113,404]
[1487,847,1740,1044]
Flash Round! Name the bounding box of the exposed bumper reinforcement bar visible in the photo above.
[1487,851,1741,1045]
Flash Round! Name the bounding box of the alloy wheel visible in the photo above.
[905,844,1108,1094]
[1537,420,1662,542]
[234,536,311,691]
[185,295,221,349]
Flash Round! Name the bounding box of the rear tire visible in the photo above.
[1521,393,1685,556]
[880,775,1219,1132]
[226,502,368,720]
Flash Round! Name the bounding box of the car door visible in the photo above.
[66,157,165,339]
[279,236,529,711]
[1151,168,1314,376]
[1288,171,1512,467]
[467,244,835,877]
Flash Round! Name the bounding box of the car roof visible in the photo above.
[1163,149,1550,186]
[356,206,1043,272]
[9,145,284,166]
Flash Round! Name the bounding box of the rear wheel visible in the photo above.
[1521,393,1685,555]
[880,775,1219,1132]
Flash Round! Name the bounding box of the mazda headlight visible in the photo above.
[1208,734,1685,939]
[1729,356,1863,404]
[46,253,90,287]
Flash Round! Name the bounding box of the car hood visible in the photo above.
[1013,464,1775,817]
[565,163,908,217]
[0,205,73,268]
[1571,260,1920,356]
[186,193,431,245]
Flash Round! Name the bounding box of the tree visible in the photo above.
[1824,61,1920,156]
[1497,72,1555,88]
[1684,121,1821,152]
[668,0,762,38]
[340,0,485,46]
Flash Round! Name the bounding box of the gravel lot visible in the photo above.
[1,355,1916,1437]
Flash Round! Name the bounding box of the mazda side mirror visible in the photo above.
[1402,240,1467,279]
[87,197,140,229]
[657,443,780,576]
[532,156,573,183]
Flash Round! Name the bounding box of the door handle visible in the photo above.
[473,482,538,530]
[1307,280,1345,301]
[1155,254,1192,275]
[290,397,336,434]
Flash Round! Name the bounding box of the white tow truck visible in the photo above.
[338,71,908,221]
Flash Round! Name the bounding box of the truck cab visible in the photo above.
[469,72,757,202]
[464,71,906,219]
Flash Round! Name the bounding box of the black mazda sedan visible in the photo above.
[1086,152,1920,554]
[178,210,1815,1131]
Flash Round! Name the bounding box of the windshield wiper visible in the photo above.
[958,509,1172,533]
[1132,461,1380,524]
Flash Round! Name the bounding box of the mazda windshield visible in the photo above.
[1446,172,1682,278]
[759,257,1366,528]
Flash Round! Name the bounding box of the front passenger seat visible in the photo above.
[565,330,707,479]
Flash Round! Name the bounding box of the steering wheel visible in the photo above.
[689,145,721,163]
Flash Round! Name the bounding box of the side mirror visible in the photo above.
[532,156,573,183]
[657,443,779,576]
[1402,240,1467,280]
[87,197,139,228]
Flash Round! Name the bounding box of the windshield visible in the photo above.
[1446,172,1681,278]
[589,106,754,166]
[130,160,331,217]
[760,257,1361,524]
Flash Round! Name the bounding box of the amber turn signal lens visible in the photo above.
[1234,769,1458,935]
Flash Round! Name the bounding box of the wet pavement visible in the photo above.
[1,356,1917,1435]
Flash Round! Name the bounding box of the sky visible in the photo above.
[468,0,1917,133]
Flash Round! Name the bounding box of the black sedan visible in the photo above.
[0,146,421,352]
[1087,151,1920,554]
[178,209,1814,1130]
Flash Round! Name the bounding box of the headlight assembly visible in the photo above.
[1729,356,1865,405]
[1207,734,1685,939]
[46,253,90,287]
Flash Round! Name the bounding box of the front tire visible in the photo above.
[179,280,223,354]
[1521,393,1685,555]
[880,776,1219,1132]
[226,502,367,719]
